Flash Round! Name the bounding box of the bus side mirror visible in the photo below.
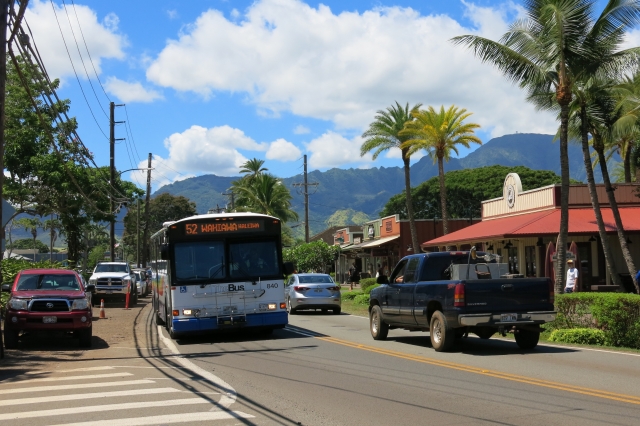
[283,262,295,276]
[160,244,169,260]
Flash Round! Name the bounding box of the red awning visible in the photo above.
[422,207,640,247]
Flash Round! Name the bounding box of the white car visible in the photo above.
[133,270,149,297]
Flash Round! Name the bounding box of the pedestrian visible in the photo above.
[565,259,578,293]
[376,262,388,284]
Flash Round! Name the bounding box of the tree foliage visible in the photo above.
[7,238,50,253]
[381,166,575,219]
[283,241,339,273]
[325,209,370,227]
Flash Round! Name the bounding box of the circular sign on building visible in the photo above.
[503,173,523,210]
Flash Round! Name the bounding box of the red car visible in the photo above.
[2,269,95,349]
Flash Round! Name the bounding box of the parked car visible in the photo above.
[285,273,341,315]
[132,269,149,297]
[2,268,95,349]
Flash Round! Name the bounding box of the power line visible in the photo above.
[60,0,108,118]
[47,0,108,140]
[69,0,111,102]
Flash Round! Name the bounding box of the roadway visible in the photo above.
[1,303,639,425]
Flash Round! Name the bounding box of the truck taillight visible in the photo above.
[548,278,554,304]
[454,283,465,307]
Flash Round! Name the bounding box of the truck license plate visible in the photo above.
[43,316,57,324]
[501,313,517,322]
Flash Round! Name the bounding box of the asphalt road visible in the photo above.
[2,302,639,425]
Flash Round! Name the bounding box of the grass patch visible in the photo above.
[340,289,369,317]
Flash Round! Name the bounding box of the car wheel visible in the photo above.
[4,329,19,349]
[286,298,297,315]
[430,311,455,352]
[515,329,540,350]
[332,307,341,315]
[370,305,388,340]
[78,327,92,348]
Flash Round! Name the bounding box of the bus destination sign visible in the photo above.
[184,220,264,235]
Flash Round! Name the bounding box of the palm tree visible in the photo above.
[239,158,268,181]
[400,105,481,238]
[612,72,640,182]
[452,0,640,292]
[15,217,43,261]
[361,102,422,252]
[232,173,299,223]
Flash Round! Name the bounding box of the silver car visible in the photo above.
[133,271,149,297]
[285,273,341,315]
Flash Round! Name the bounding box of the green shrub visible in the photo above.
[548,328,606,346]
[363,284,380,294]
[359,278,377,291]
[353,294,370,305]
[549,293,640,349]
[341,290,361,300]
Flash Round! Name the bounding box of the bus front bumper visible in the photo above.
[171,311,288,333]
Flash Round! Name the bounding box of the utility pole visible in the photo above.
[222,189,235,211]
[136,198,140,267]
[0,1,9,272]
[142,153,152,267]
[292,155,318,243]
[109,102,125,261]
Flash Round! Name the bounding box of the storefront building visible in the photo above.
[422,173,640,292]
[334,215,480,283]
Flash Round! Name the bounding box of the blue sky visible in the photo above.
[23,0,634,192]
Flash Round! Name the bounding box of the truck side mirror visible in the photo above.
[160,244,169,260]
[1,283,12,292]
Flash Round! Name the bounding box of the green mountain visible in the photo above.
[153,133,621,236]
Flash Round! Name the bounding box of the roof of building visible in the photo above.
[423,207,640,247]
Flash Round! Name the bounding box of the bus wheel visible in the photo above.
[155,308,165,325]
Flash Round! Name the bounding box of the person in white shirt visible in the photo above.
[565,259,578,293]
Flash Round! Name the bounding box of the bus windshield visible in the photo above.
[173,240,280,282]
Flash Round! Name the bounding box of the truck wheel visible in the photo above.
[430,311,455,352]
[78,327,92,348]
[370,305,388,340]
[515,329,540,350]
[4,329,19,349]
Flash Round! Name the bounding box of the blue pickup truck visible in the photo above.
[369,249,556,352]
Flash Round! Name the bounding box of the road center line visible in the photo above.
[312,334,640,406]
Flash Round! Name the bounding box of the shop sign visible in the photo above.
[368,225,374,239]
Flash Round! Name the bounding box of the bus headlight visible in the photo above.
[268,303,276,310]
[183,309,192,316]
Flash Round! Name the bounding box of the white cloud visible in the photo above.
[104,77,163,103]
[266,138,301,161]
[25,0,126,81]
[136,155,195,191]
[307,131,370,169]
[145,0,558,138]
[166,9,178,20]
[161,125,268,177]
[293,125,310,135]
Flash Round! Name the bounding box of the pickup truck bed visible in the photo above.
[369,251,556,352]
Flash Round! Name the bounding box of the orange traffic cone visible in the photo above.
[124,285,130,310]
[99,299,106,319]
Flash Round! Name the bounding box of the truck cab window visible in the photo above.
[402,257,421,283]
[390,259,408,283]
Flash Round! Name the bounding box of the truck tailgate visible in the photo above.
[462,278,552,313]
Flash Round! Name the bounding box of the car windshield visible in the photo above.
[16,274,81,291]
[95,264,128,273]
[298,275,333,284]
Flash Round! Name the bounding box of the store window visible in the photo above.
[508,247,519,274]
[525,246,536,277]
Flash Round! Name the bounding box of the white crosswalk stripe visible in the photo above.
[0,366,255,425]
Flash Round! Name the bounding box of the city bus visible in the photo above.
[150,212,294,339]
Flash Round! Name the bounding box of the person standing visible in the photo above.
[565,259,578,293]
[376,262,388,284]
